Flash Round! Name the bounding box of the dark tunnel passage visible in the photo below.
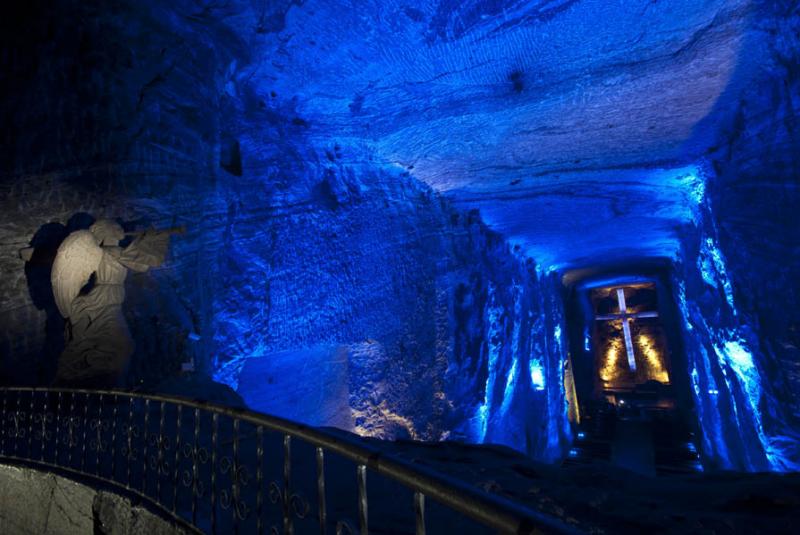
[563,263,700,476]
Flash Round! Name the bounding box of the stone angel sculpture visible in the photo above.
[47,219,184,387]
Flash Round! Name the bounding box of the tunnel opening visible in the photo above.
[562,263,702,476]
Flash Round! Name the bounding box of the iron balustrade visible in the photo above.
[0,388,581,534]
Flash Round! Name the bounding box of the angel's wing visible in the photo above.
[51,230,103,319]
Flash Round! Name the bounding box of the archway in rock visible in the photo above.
[563,267,701,475]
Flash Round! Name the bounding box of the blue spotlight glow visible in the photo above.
[475,284,502,442]
[529,359,545,391]
[504,359,519,397]
[686,170,706,207]
[701,238,737,312]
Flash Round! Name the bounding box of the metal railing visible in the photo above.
[0,388,580,534]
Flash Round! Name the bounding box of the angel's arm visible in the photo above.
[117,228,181,272]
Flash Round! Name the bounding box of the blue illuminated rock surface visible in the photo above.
[236,0,751,268]
[0,0,798,474]
[210,155,571,459]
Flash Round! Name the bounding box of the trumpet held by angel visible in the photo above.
[47,219,184,387]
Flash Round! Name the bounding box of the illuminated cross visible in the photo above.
[595,288,658,372]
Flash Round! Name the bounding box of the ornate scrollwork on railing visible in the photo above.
[267,480,282,506]
[219,455,250,486]
[32,412,54,441]
[6,410,27,439]
[62,415,81,447]
[268,480,310,519]
[181,443,209,498]
[147,433,171,475]
[219,455,251,520]
[0,388,578,535]
[220,488,250,520]
[121,424,141,460]
[89,418,110,452]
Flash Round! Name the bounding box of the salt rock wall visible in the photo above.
[0,0,571,460]
[210,133,571,458]
[709,0,800,447]
[669,1,800,471]
[673,162,800,471]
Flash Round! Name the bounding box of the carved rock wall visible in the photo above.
[695,1,800,469]
[0,0,571,460]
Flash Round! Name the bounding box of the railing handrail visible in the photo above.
[0,387,582,534]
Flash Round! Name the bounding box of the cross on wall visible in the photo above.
[595,288,658,372]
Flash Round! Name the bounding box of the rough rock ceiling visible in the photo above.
[236,0,753,270]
